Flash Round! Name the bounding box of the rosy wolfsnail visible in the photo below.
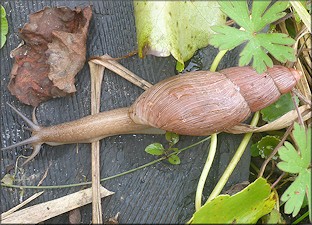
[1,65,301,165]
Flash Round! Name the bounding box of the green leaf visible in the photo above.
[256,33,296,63]
[145,143,165,156]
[169,148,179,153]
[168,155,181,165]
[239,38,274,72]
[252,1,289,32]
[251,136,280,158]
[134,1,226,68]
[210,25,250,50]
[281,172,310,218]
[217,1,253,31]
[175,61,184,73]
[277,123,311,220]
[165,131,179,146]
[191,178,276,224]
[210,1,295,74]
[1,174,14,185]
[261,208,286,224]
[260,93,299,122]
[1,5,8,49]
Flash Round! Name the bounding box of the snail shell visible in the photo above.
[129,65,300,136]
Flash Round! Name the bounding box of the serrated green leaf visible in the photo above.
[191,177,276,224]
[165,131,179,146]
[261,93,299,122]
[238,38,274,73]
[1,5,8,49]
[278,142,306,173]
[218,1,253,31]
[251,144,260,157]
[168,155,181,165]
[251,136,280,158]
[145,143,165,156]
[257,33,296,62]
[134,1,226,68]
[211,1,295,74]
[252,1,288,32]
[293,122,311,164]
[281,172,310,218]
[210,26,250,50]
[250,1,271,31]
[277,123,311,219]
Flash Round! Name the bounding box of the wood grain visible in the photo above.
[0,1,251,223]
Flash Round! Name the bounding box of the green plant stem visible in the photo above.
[292,211,309,224]
[1,136,211,190]
[194,49,227,211]
[210,50,227,72]
[250,162,260,174]
[195,133,217,211]
[207,111,260,202]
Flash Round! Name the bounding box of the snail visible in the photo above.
[1,65,301,165]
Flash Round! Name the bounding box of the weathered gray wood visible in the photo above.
[0,1,250,223]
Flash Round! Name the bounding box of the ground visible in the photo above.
[1,1,250,223]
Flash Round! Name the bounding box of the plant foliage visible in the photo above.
[277,123,311,221]
[1,5,8,48]
[134,1,226,71]
[191,178,276,224]
[260,93,299,122]
[251,135,280,158]
[145,132,181,165]
[210,1,295,74]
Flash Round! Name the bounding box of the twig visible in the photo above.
[88,60,105,223]
[37,162,52,186]
[258,124,294,178]
[114,50,138,60]
[265,160,276,180]
[1,191,44,219]
[87,54,154,223]
[291,91,304,126]
[90,54,152,90]
[292,88,312,106]
[1,186,113,224]
[270,172,285,189]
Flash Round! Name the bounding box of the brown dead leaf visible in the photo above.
[69,208,81,224]
[8,6,92,106]
[105,212,120,224]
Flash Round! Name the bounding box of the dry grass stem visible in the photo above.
[1,191,44,219]
[1,186,113,224]
[90,54,152,90]
[88,60,105,223]
[228,105,311,134]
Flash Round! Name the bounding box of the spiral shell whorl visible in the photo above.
[220,66,300,112]
[129,71,251,136]
[129,66,300,136]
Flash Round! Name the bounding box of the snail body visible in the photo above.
[1,65,301,164]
